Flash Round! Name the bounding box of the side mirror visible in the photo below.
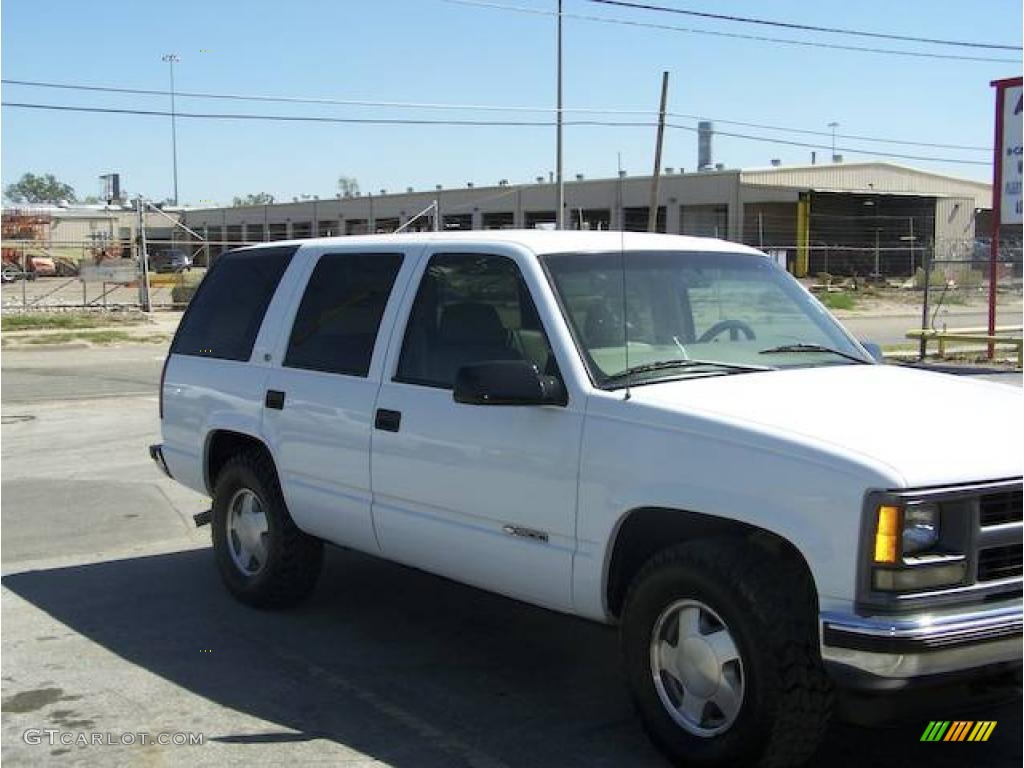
[861,341,884,363]
[454,361,567,406]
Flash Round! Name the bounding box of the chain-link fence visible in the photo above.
[0,237,233,310]
[3,233,1021,367]
[911,251,1023,364]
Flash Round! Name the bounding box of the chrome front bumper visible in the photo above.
[821,600,1023,684]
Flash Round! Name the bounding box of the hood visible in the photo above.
[629,364,1023,488]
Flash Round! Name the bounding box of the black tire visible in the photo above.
[211,449,323,609]
[621,539,832,768]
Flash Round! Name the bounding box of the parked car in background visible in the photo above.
[27,256,56,276]
[0,264,23,282]
[152,231,1022,768]
[1,255,55,280]
[150,249,193,273]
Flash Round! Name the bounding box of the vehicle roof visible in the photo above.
[238,230,765,257]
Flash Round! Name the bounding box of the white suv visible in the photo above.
[152,231,1022,767]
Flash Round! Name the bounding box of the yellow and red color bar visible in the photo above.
[920,721,997,742]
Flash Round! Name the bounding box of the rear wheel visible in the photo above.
[621,539,831,767]
[211,449,323,608]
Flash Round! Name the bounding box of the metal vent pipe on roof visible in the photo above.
[698,121,714,170]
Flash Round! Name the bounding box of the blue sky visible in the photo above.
[2,0,1020,205]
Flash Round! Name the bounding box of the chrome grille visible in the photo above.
[979,489,1023,527]
[975,484,1023,584]
[977,544,1024,582]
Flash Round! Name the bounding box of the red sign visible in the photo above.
[988,77,1023,354]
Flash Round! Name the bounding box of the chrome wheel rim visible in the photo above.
[226,488,269,576]
[650,599,745,738]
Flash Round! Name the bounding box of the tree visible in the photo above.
[337,176,360,197]
[232,193,275,207]
[3,173,77,204]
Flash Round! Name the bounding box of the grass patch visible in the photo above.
[1,312,148,331]
[3,330,168,346]
[819,292,856,310]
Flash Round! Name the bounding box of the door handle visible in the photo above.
[265,390,286,410]
[375,408,401,432]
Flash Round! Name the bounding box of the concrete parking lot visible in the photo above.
[2,342,1020,767]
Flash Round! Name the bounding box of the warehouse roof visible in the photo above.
[739,162,989,204]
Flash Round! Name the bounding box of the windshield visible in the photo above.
[542,250,869,388]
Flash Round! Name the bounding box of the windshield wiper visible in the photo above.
[604,358,772,386]
[758,343,871,364]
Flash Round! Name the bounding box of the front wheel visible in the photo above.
[621,540,832,767]
[211,449,323,609]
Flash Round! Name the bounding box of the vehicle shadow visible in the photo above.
[3,547,1020,767]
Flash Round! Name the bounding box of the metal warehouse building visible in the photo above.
[183,162,993,277]
[1,205,177,248]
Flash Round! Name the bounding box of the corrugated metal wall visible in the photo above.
[741,163,990,206]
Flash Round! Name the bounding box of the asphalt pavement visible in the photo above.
[840,307,1023,346]
[1,342,1020,767]
[1,346,164,404]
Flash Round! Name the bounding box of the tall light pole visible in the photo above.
[827,121,839,161]
[162,53,180,205]
[556,0,564,230]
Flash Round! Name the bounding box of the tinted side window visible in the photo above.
[395,252,555,388]
[284,252,403,377]
[172,245,296,361]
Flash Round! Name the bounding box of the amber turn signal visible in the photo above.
[873,505,901,563]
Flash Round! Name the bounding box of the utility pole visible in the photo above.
[162,53,180,205]
[647,71,669,233]
[556,0,565,230]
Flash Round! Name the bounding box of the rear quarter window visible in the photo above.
[172,245,297,361]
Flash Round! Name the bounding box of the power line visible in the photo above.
[586,0,1021,51]
[0,101,565,126]
[666,122,988,165]
[1,78,561,114]
[0,78,991,151]
[665,109,988,151]
[441,0,1018,63]
[1,101,989,165]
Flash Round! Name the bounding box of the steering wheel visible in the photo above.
[698,319,756,343]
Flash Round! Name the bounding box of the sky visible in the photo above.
[1,0,1021,206]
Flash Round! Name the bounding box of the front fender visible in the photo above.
[571,397,900,622]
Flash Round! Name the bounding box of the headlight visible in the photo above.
[902,502,940,554]
[866,494,970,601]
